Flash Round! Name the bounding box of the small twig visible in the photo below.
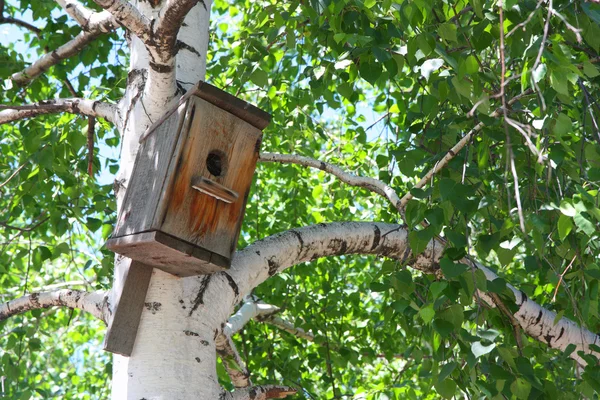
[489,292,523,354]
[552,255,577,302]
[0,162,27,190]
[550,6,582,43]
[506,0,544,38]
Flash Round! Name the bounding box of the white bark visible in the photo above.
[259,153,403,213]
[0,98,118,124]
[218,222,600,366]
[55,0,116,32]
[0,289,107,322]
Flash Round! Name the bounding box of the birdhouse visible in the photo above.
[106,82,270,277]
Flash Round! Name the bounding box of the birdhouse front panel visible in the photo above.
[106,82,270,277]
[159,95,262,259]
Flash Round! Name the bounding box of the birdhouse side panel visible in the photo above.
[159,96,262,259]
[112,101,190,238]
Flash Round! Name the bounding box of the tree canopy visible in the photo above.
[2,0,600,398]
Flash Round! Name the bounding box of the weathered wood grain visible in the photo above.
[102,261,153,356]
[113,101,190,237]
[159,96,262,259]
[106,231,229,276]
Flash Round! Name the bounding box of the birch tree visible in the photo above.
[2,0,600,398]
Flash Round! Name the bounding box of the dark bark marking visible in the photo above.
[534,310,543,325]
[144,302,162,314]
[328,238,348,255]
[255,250,261,256]
[213,329,219,340]
[184,330,199,336]
[189,275,211,316]
[200,339,209,346]
[520,290,528,304]
[222,272,239,298]
[544,334,554,346]
[371,225,381,250]
[198,0,207,10]
[195,357,201,363]
[176,40,201,57]
[320,161,327,170]
[148,61,173,73]
[448,149,456,156]
[290,230,305,251]
[267,257,280,276]
[556,327,565,341]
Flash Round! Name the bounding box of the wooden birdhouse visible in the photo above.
[106,82,270,277]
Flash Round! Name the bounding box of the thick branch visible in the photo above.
[228,222,599,366]
[222,386,297,400]
[92,0,151,42]
[55,0,116,32]
[155,0,202,55]
[260,153,402,212]
[215,332,251,388]
[0,289,107,322]
[0,98,118,125]
[399,89,534,207]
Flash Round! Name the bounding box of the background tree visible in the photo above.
[1,0,600,398]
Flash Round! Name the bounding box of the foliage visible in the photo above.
[1,0,600,398]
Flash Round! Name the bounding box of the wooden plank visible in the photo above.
[192,82,271,130]
[112,101,190,237]
[103,261,153,356]
[159,96,263,259]
[106,230,229,276]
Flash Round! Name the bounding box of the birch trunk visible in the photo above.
[109,1,219,398]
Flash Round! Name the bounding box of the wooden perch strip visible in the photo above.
[215,332,252,388]
[399,89,533,207]
[0,98,118,125]
[259,153,403,212]
[223,386,298,400]
[0,289,107,322]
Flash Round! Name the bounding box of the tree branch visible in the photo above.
[0,16,41,34]
[227,222,599,366]
[259,153,403,213]
[91,0,151,43]
[0,289,108,322]
[222,386,298,400]
[0,98,118,125]
[399,89,534,207]
[11,12,116,86]
[224,297,315,342]
[155,0,203,53]
[55,0,116,31]
[215,331,252,388]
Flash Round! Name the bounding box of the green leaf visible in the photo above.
[419,304,435,323]
[438,23,457,43]
[420,58,444,81]
[438,362,457,383]
[434,379,457,398]
[558,214,573,241]
[440,258,469,279]
[510,378,532,399]
[250,68,269,87]
[574,213,596,236]
[408,229,433,254]
[471,341,495,358]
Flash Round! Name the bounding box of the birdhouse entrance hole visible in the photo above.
[206,150,225,177]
